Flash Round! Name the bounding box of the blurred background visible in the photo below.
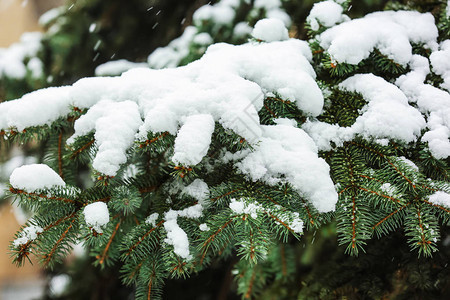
[0,2,63,299]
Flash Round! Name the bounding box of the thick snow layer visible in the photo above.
[339,74,425,142]
[396,55,450,159]
[141,40,321,145]
[95,59,148,76]
[172,114,215,166]
[236,124,337,213]
[1,154,37,202]
[162,202,204,260]
[304,74,426,152]
[0,153,37,213]
[428,191,450,208]
[163,206,203,260]
[13,225,43,247]
[164,215,191,260]
[10,164,65,192]
[83,202,110,233]
[252,18,289,42]
[68,100,142,176]
[430,40,450,92]
[318,11,438,65]
[0,39,334,211]
[307,0,346,31]
[0,86,73,131]
[0,32,43,79]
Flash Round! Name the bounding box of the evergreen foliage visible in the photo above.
[1,0,450,299]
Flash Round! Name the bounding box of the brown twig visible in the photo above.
[10,187,76,204]
[124,220,164,256]
[44,218,76,267]
[70,139,94,159]
[97,219,122,265]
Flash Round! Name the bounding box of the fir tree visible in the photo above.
[1,0,449,299]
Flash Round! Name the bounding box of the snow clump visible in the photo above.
[318,10,438,66]
[84,202,110,233]
[307,0,347,31]
[10,164,65,192]
[428,191,450,208]
[252,18,289,42]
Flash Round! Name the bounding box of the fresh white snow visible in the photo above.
[0,86,73,131]
[39,7,65,26]
[13,225,43,247]
[0,38,336,212]
[172,114,215,166]
[95,59,149,76]
[236,124,337,213]
[164,214,191,259]
[396,54,450,159]
[307,0,347,31]
[145,212,159,226]
[252,18,289,42]
[162,202,205,260]
[304,74,426,152]
[428,191,450,208]
[70,100,142,176]
[83,202,110,233]
[10,164,65,192]
[199,223,210,231]
[229,198,304,233]
[318,10,438,66]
